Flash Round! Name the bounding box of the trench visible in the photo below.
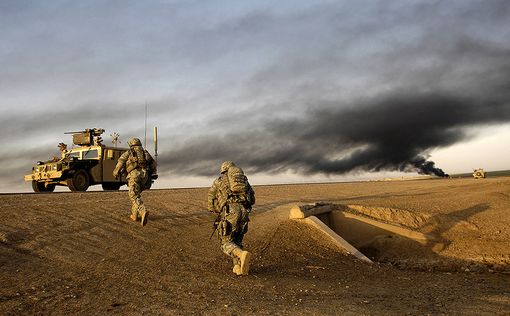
[289,203,477,271]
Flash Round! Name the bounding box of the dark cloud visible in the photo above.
[159,88,510,177]
[155,3,510,179]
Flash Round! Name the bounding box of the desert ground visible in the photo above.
[1,177,509,315]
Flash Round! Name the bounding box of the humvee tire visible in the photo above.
[67,170,90,192]
[102,183,121,191]
[32,181,56,193]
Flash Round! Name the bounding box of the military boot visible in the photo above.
[232,257,241,275]
[232,248,251,276]
[141,211,149,226]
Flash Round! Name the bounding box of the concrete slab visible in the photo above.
[289,203,332,219]
[302,216,373,263]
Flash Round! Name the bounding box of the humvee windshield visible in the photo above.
[66,151,80,158]
[83,149,99,159]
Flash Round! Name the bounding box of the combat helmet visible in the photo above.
[220,161,235,174]
[128,137,142,147]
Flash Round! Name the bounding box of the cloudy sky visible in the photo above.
[1,0,509,192]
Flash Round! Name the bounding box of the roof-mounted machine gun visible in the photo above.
[64,128,105,146]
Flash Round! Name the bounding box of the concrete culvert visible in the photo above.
[289,203,496,272]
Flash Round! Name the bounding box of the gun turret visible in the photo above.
[65,128,105,146]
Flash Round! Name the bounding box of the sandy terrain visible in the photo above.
[1,177,509,315]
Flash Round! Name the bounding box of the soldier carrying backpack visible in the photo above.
[113,137,157,226]
[208,161,255,276]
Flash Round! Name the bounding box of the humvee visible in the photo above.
[24,128,150,192]
[473,168,486,179]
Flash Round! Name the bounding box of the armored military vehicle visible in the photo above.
[473,168,486,179]
[24,128,145,192]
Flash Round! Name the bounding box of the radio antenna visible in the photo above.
[144,101,148,148]
[154,126,158,163]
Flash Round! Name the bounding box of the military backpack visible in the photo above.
[228,166,249,194]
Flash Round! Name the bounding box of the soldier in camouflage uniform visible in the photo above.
[208,161,255,275]
[113,137,156,226]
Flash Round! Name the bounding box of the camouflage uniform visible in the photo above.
[113,138,156,226]
[208,161,255,275]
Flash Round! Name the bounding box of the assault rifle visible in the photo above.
[209,212,222,240]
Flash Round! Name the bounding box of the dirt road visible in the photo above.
[1,177,509,315]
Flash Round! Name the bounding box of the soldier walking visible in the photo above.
[113,137,156,226]
[208,161,255,275]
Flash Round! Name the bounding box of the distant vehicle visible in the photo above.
[472,168,486,179]
[24,128,134,192]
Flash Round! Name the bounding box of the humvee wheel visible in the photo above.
[32,181,56,193]
[102,183,121,191]
[67,170,90,192]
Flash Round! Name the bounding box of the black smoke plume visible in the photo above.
[160,91,510,177]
